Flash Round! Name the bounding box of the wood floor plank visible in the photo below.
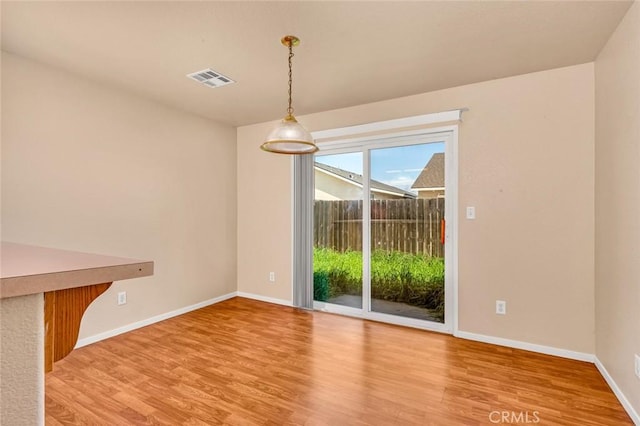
[46,297,632,425]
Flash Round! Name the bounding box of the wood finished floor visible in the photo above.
[46,297,631,425]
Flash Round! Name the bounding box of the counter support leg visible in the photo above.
[44,282,112,372]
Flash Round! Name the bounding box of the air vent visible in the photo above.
[186,68,235,88]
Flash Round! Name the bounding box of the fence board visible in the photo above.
[314,199,444,257]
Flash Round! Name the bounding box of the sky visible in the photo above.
[316,142,445,192]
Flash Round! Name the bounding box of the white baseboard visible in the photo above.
[454,330,595,362]
[595,357,640,425]
[236,291,292,307]
[75,291,238,349]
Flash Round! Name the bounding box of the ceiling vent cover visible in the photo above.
[186,68,235,88]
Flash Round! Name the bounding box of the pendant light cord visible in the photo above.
[287,43,294,116]
[260,35,318,154]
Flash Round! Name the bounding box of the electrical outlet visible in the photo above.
[635,354,640,379]
[466,206,476,219]
[496,300,506,315]
[117,291,127,306]
[269,272,275,283]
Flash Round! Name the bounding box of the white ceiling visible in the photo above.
[1,1,633,127]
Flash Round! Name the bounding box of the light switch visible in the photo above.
[466,206,476,219]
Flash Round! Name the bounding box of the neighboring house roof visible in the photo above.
[315,162,416,199]
[411,153,444,190]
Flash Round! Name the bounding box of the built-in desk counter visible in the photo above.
[0,242,153,425]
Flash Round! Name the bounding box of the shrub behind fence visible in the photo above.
[314,198,445,257]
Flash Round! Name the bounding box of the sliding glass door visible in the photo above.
[312,130,454,332]
[369,143,445,323]
[313,152,363,309]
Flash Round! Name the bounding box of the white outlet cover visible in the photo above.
[635,354,640,379]
[466,206,476,219]
[496,300,506,315]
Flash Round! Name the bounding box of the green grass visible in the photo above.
[313,247,445,319]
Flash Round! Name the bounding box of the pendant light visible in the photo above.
[260,35,318,155]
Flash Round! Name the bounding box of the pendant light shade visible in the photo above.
[260,35,318,155]
[262,114,316,154]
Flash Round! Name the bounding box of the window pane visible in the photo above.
[369,143,445,323]
[313,153,363,309]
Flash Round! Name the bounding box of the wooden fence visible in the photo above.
[314,198,445,257]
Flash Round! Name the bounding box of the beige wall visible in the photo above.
[1,52,238,340]
[417,190,445,199]
[595,1,640,415]
[238,63,595,353]
[371,191,404,201]
[236,125,293,302]
[314,169,363,201]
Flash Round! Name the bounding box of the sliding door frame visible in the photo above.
[293,116,460,335]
